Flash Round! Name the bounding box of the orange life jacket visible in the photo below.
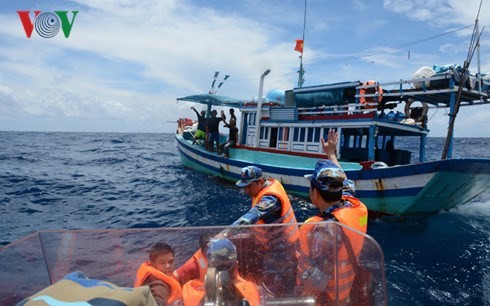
[176,249,208,283]
[134,261,183,304]
[298,196,368,303]
[193,249,208,282]
[182,279,205,306]
[182,275,260,306]
[252,178,299,248]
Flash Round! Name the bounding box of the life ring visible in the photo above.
[404,99,428,122]
[371,161,388,169]
[359,80,383,108]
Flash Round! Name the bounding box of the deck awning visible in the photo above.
[177,94,245,107]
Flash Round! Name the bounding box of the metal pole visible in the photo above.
[255,69,271,147]
[298,0,307,88]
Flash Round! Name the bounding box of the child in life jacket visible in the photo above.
[135,242,183,306]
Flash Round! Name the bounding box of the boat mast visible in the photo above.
[297,0,307,88]
[441,1,484,159]
[476,9,482,94]
[254,69,271,147]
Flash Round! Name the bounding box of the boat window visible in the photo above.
[348,135,353,148]
[260,126,267,140]
[278,127,289,141]
[307,127,314,142]
[306,127,321,143]
[300,127,305,142]
[248,113,256,125]
[361,135,367,148]
[314,127,320,142]
[293,127,299,141]
[355,136,361,148]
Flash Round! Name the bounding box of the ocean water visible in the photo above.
[0,131,489,305]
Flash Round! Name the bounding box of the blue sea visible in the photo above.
[1,131,489,305]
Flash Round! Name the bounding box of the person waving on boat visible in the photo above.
[231,165,299,298]
[190,106,207,147]
[296,129,369,305]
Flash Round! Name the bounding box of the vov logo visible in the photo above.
[17,11,79,38]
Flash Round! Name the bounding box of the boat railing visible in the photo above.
[297,103,378,116]
[355,71,489,107]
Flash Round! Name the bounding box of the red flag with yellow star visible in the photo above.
[294,39,304,53]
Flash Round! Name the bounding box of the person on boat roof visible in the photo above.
[231,165,299,297]
[134,242,182,306]
[297,129,368,305]
[190,106,207,147]
[206,109,224,152]
[182,238,261,306]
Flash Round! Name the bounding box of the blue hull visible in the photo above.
[176,134,490,216]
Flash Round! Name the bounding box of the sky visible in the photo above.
[0,0,489,137]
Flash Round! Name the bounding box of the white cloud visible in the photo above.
[0,0,488,136]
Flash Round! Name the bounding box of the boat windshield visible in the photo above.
[0,222,387,305]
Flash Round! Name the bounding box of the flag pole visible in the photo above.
[297,0,307,88]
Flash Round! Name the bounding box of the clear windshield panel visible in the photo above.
[0,222,387,305]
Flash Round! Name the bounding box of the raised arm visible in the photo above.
[321,129,341,168]
[190,106,199,117]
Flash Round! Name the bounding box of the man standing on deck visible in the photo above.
[190,106,207,147]
[206,109,224,152]
[296,129,368,305]
[230,165,299,298]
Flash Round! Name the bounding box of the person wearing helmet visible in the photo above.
[232,165,299,297]
[297,129,368,305]
[182,238,260,306]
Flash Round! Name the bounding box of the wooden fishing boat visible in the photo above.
[176,68,490,216]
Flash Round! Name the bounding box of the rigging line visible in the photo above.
[468,27,485,63]
[467,22,477,57]
[466,21,479,61]
[224,24,475,83]
[466,0,483,63]
[309,24,473,66]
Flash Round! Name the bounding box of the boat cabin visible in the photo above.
[238,81,427,165]
[237,71,489,165]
